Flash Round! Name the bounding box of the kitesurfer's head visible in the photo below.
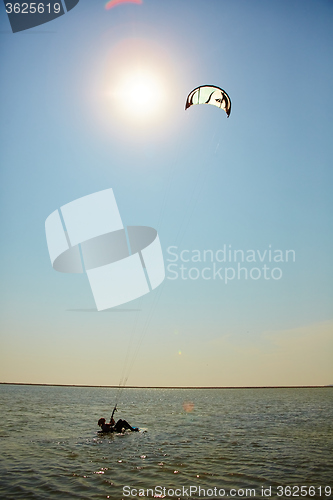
[98,418,106,427]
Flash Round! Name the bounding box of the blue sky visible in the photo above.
[0,0,332,387]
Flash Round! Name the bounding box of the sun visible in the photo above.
[111,69,166,122]
[99,38,175,129]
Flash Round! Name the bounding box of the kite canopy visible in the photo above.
[185,85,231,117]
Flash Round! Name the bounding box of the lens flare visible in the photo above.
[105,0,143,10]
[183,401,194,413]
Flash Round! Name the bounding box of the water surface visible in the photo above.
[0,385,332,499]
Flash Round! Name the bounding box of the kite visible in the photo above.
[185,85,231,117]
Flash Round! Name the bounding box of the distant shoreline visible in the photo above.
[0,382,332,389]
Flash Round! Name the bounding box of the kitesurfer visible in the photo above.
[98,417,139,433]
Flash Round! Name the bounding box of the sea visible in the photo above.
[0,385,332,500]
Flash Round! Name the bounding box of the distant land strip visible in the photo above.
[0,382,332,389]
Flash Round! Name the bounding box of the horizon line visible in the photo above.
[1,382,332,389]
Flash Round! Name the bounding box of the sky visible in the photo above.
[0,0,332,387]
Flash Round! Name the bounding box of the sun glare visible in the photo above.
[112,70,165,122]
[98,38,176,132]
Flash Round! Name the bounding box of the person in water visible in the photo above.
[98,417,139,433]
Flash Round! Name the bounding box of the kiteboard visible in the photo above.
[98,427,146,435]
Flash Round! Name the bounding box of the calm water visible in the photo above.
[0,385,332,499]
